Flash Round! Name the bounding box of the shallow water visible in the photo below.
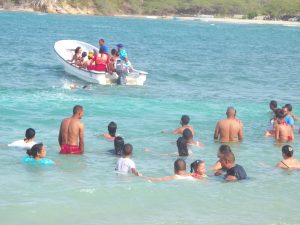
[0,11,300,225]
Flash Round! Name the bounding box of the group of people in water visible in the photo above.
[68,38,132,78]
[9,101,300,182]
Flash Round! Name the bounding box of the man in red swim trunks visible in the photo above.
[58,105,85,154]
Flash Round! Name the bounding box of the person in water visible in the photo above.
[8,128,37,150]
[214,106,243,142]
[102,121,117,141]
[162,115,195,136]
[58,105,84,154]
[283,104,297,127]
[219,151,247,181]
[115,143,141,176]
[269,100,278,115]
[276,145,300,170]
[176,137,189,156]
[275,109,294,142]
[212,144,232,171]
[21,143,55,165]
[190,160,207,179]
[182,128,203,148]
[144,159,193,181]
[114,136,125,156]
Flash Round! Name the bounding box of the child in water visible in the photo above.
[103,121,117,141]
[190,160,207,179]
[276,145,300,170]
[8,128,37,150]
[114,136,124,155]
[21,143,55,165]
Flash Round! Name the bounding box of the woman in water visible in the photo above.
[21,143,55,165]
[8,128,36,150]
[276,145,300,170]
[114,136,125,156]
[103,121,117,141]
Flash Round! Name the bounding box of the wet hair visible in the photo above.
[176,137,189,156]
[226,106,236,117]
[219,145,232,154]
[108,121,117,137]
[282,145,293,158]
[181,115,190,125]
[284,104,292,112]
[182,128,193,140]
[25,128,35,140]
[270,100,277,109]
[190,160,204,173]
[123,143,133,156]
[75,47,81,54]
[275,109,285,119]
[222,151,235,164]
[27,143,43,158]
[114,136,124,155]
[73,105,83,115]
[174,159,186,172]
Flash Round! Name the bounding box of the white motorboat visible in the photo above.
[53,40,148,85]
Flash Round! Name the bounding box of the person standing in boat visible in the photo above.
[116,43,133,71]
[99,38,109,54]
[90,47,109,72]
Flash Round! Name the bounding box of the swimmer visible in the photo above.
[8,128,37,150]
[114,136,124,155]
[269,100,278,115]
[69,83,89,89]
[276,145,300,170]
[21,143,55,165]
[220,151,247,181]
[182,128,203,148]
[275,109,294,142]
[115,144,141,176]
[102,121,117,141]
[58,105,84,154]
[214,106,243,142]
[212,145,232,171]
[190,160,207,179]
[144,159,193,181]
[161,115,195,136]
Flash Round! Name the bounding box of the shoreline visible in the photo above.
[1,8,300,27]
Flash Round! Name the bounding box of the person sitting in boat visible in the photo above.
[86,51,95,70]
[108,48,119,74]
[78,51,88,68]
[116,43,133,71]
[90,47,109,72]
[69,46,82,66]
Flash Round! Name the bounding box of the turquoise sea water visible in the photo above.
[1,11,300,225]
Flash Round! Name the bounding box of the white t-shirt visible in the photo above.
[8,139,36,150]
[116,157,136,173]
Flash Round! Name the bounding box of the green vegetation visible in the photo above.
[1,0,300,20]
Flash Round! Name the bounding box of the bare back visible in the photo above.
[59,117,84,149]
[275,124,294,142]
[214,118,243,142]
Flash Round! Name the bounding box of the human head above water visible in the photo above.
[269,100,277,111]
[182,128,193,140]
[283,104,292,112]
[26,143,45,158]
[190,160,205,173]
[220,151,235,169]
[275,109,285,120]
[226,106,236,118]
[176,137,189,156]
[174,159,186,173]
[108,121,117,137]
[181,115,190,125]
[114,136,124,155]
[25,128,35,140]
[218,145,232,158]
[123,143,133,156]
[282,145,293,158]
